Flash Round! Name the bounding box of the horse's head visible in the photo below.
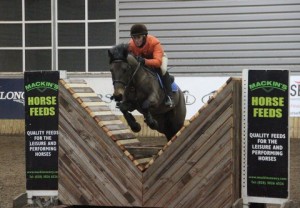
[108,44,138,102]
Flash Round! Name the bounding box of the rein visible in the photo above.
[112,61,141,89]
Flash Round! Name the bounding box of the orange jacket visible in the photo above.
[128,35,164,69]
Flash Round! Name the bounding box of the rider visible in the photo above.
[128,24,174,107]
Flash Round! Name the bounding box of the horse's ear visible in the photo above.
[108,49,113,63]
[108,49,113,58]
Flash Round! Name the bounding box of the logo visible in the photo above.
[290,80,300,97]
[183,90,196,105]
[0,90,24,105]
[25,81,58,92]
[97,93,113,103]
[249,81,288,93]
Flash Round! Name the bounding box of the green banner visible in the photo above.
[247,70,289,198]
[25,71,59,191]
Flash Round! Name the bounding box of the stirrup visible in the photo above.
[165,96,174,107]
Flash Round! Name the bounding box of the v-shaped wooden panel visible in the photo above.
[58,78,242,207]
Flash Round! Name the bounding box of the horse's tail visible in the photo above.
[176,89,187,124]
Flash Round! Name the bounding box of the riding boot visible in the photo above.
[162,72,175,107]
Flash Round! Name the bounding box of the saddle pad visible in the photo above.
[171,82,179,92]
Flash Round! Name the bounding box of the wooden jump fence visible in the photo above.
[58,77,242,207]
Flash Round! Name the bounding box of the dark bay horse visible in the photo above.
[108,43,186,140]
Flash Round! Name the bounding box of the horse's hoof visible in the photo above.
[131,122,141,132]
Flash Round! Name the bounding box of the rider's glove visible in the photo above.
[136,56,145,65]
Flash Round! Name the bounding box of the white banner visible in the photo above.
[290,76,300,117]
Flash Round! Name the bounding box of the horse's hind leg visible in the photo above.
[121,110,141,132]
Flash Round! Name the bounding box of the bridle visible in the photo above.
[112,60,141,89]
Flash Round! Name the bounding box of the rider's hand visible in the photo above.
[136,56,145,65]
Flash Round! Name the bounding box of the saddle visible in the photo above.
[141,65,179,92]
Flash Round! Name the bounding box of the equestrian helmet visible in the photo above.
[130,24,148,36]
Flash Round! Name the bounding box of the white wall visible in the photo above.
[85,76,229,119]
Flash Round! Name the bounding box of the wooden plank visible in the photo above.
[59,146,114,205]
[85,103,110,117]
[107,129,133,135]
[73,92,98,99]
[61,82,141,198]
[290,117,300,139]
[78,97,103,103]
[116,139,140,145]
[64,83,88,89]
[143,80,238,207]
[144,79,235,180]
[94,114,120,122]
[69,87,94,93]
[125,147,162,159]
[58,78,245,206]
[81,102,110,111]
[195,178,232,208]
[103,124,129,131]
[67,87,91,95]
[231,79,242,201]
[59,133,130,205]
[59,112,142,206]
[134,158,152,165]
[110,133,138,141]
[98,120,123,126]
[89,111,113,117]
[59,85,142,178]
[167,148,233,208]
[144,115,233,206]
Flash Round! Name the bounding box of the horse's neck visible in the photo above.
[132,65,148,86]
[133,66,163,96]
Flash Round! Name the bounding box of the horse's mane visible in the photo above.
[108,43,139,67]
[108,43,129,63]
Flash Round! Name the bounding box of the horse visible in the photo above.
[108,43,186,141]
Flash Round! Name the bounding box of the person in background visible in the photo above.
[128,24,174,107]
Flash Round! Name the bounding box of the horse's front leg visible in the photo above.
[118,102,141,132]
[143,110,158,130]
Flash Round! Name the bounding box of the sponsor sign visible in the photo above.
[0,79,24,119]
[24,71,59,194]
[290,76,300,117]
[242,69,289,204]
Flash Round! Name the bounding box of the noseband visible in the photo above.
[112,60,141,89]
